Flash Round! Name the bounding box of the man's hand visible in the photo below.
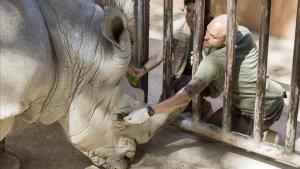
[127,66,146,80]
[133,68,146,80]
[133,68,147,80]
[124,107,154,124]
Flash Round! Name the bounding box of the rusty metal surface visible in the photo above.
[223,0,237,134]
[191,0,206,124]
[162,0,173,99]
[136,0,150,101]
[285,0,300,153]
[253,0,271,142]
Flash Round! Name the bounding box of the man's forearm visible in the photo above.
[152,79,206,114]
[153,91,191,114]
[123,79,207,124]
[143,50,163,72]
[184,79,206,97]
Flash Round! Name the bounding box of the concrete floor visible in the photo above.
[2,2,300,169]
[4,117,298,169]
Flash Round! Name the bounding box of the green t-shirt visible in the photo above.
[193,26,284,117]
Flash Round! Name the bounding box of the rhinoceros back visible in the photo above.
[0,0,55,120]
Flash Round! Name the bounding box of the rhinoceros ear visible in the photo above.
[101,7,129,51]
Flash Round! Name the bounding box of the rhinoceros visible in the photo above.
[0,0,181,168]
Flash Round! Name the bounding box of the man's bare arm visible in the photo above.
[143,49,163,72]
[123,79,207,124]
[153,79,207,114]
[184,79,206,97]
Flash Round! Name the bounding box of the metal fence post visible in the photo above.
[191,0,206,124]
[285,0,300,153]
[253,0,271,142]
[162,0,173,99]
[136,0,149,102]
[223,0,237,134]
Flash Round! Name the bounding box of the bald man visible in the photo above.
[124,14,285,135]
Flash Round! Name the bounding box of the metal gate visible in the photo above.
[155,0,300,167]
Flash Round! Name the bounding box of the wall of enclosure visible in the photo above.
[152,0,298,39]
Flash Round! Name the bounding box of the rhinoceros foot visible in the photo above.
[0,151,20,169]
[84,137,135,169]
[85,152,129,169]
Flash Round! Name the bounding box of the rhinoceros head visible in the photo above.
[98,7,131,84]
[55,6,144,146]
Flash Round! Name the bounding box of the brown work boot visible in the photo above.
[200,99,214,121]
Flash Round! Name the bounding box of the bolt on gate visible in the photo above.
[140,0,300,167]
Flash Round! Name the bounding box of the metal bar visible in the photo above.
[162,0,173,99]
[253,0,271,142]
[137,0,149,102]
[223,0,237,133]
[192,0,205,124]
[173,116,300,167]
[285,0,300,153]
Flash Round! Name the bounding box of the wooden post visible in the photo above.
[137,0,149,102]
[223,0,237,134]
[285,0,300,153]
[191,0,205,123]
[162,0,173,99]
[253,0,271,142]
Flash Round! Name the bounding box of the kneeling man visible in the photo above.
[124,14,285,135]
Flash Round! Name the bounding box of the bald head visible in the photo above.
[204,14,235,49]
[208,14,228,37]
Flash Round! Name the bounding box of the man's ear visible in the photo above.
[101,7,129,51]
[223,35,227,45]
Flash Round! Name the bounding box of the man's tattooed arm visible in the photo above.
[184,79,206,97]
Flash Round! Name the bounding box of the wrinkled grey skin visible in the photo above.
[0,0,181,168]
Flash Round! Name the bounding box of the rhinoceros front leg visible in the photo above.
[83,93,141,169]
[85,85,143,169]
[83,136,135,169]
